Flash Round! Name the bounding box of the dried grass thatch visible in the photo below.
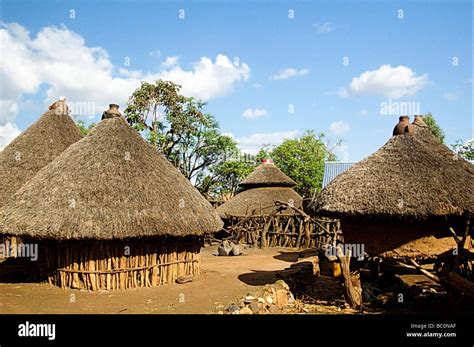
[216,187,303,218]
[412,115,472,165]
[0,115,223,239]
[309,132,474,220]
[239,162,296,188]
[0,109,83,208]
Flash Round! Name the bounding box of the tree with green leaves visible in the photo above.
[423,113,445,143]
[200,156,256,198]
[270,130,336,198]
[452,139,474,161]
[124,80,241,191]
[75,120,96,135]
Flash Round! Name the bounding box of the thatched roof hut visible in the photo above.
[0,104,223,290]
[214,160,319,248]
[239,159,297,189]
[217,159,303,218]
[0,105,83,208]
[309,116,473,258]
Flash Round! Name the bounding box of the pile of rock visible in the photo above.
[217,240,244,256]
[219,280,295,314]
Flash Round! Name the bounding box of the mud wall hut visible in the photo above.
[309,116,473,259]
[0,104,223,290]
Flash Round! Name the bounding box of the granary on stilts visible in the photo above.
[309,116,474,260]
[0,100,83,252]
[0,104,223,290]
[216,159,340,248]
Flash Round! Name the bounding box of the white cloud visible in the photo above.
[339,65,429,99]
[358,109,369,116]
[242,108,268,119]
[443,91,460,101]
[329,121,351,136]
[0,22,251,127]
[312,22,335,33]
[118,68,143,79]
[252,83,263,89]
[270,68,309,80]
[161,56,179,68]
[0,100,19,124]
[158,54,250,100]
[0,122,21,150]
[235,130,299,154]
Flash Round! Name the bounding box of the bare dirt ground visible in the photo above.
[0,245,299,314]
[1,245,471,314]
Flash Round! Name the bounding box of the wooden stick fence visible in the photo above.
[222,200,342,249]
[26,237,202,290]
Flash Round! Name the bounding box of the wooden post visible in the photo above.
[261,217,272,249]
[337,246,362,310]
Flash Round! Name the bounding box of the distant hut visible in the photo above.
[216,159,336,248]
[217,159,303,219]
[0,104,223,290]
[0,100,83,209]
[309,116,473,259]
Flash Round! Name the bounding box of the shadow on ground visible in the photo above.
[238,270,279,286]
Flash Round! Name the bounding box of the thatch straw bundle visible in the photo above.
[0,108,83,208]
[0,112,223,239]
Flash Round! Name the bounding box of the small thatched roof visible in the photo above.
[0,109,223,240]
[239,159,296,188]
[216,187,303,218]
[0,108,83,209]
[309,117,474,220]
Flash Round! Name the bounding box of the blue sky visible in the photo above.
[0,0,472,160]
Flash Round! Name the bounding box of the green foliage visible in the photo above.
[124,80,244,195]
[270,130,335,198]
[452,139,474,161]
[255,146,272,162]
[201,157,256,198]
[75,120,96,135]
[423,113,445,143]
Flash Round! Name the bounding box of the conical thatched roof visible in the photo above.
[217,160,302,218]
[239,160,296,188]
[216,187,303,218]
[0,111,223,240]
[309,119,474,220]
[0,108,83,209]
